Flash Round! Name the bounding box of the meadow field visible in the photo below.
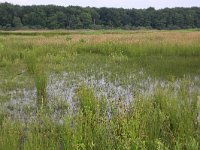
[0,30,200,149]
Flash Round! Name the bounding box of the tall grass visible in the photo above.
[1,30,200,77]
[0,30,200,149]
[25,51,47,108]
[0,84,199,149]
[34,71,47,107]
[76,41,200,57]
[25,51,37,75]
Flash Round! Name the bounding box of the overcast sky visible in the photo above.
[0,0,200,9]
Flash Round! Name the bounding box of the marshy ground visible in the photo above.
[0,30,200,149]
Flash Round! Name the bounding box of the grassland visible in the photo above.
[0,30,200,149]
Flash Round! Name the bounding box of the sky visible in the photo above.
[0,0,200,9]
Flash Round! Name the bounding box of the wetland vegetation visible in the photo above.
[0,30,200,149]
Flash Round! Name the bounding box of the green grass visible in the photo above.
[0,84,199,149]
[0,30,200,149]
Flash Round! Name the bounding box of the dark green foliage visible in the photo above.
[0,3,200,30]
[80,12,93,28]
[13,17,23,28]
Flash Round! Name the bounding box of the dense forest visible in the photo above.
[0,2,200,30]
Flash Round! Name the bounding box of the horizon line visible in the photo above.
[1,2,200,10]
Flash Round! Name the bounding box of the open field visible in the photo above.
[0,30,200,149]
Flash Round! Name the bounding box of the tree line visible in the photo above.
[0,2,200,30]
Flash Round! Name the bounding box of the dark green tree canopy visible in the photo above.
[0,2,200,30]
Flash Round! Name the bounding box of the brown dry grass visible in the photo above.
[1,30,200,47]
